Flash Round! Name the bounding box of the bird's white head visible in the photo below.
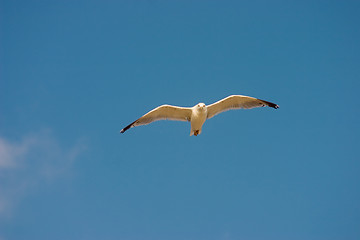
[196,103,206,110]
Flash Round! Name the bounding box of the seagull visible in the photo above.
[120,95,279,136]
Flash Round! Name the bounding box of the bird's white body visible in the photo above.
[120,95,279,136]
[190,103,207,136]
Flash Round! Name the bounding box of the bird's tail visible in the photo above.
[190,129,201,136]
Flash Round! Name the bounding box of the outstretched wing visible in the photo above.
[207,95,279,119]
[120,105,192,133]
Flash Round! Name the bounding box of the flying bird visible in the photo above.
[120,95,279,136]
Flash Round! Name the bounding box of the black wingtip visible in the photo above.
[259,99,279,109]
[120,120,136,134]
[269,103,279,109]
[120,126,130,134]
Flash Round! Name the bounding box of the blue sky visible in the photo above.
[1,0,360,239]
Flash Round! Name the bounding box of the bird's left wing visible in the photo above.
[207,95,279,119]
[120,105,192,133]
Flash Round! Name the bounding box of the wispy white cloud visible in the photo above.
[0,136,30,168]
[0,129,86,216]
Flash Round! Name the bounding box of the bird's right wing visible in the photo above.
[120,105,192,133]
[207,95,279,119]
